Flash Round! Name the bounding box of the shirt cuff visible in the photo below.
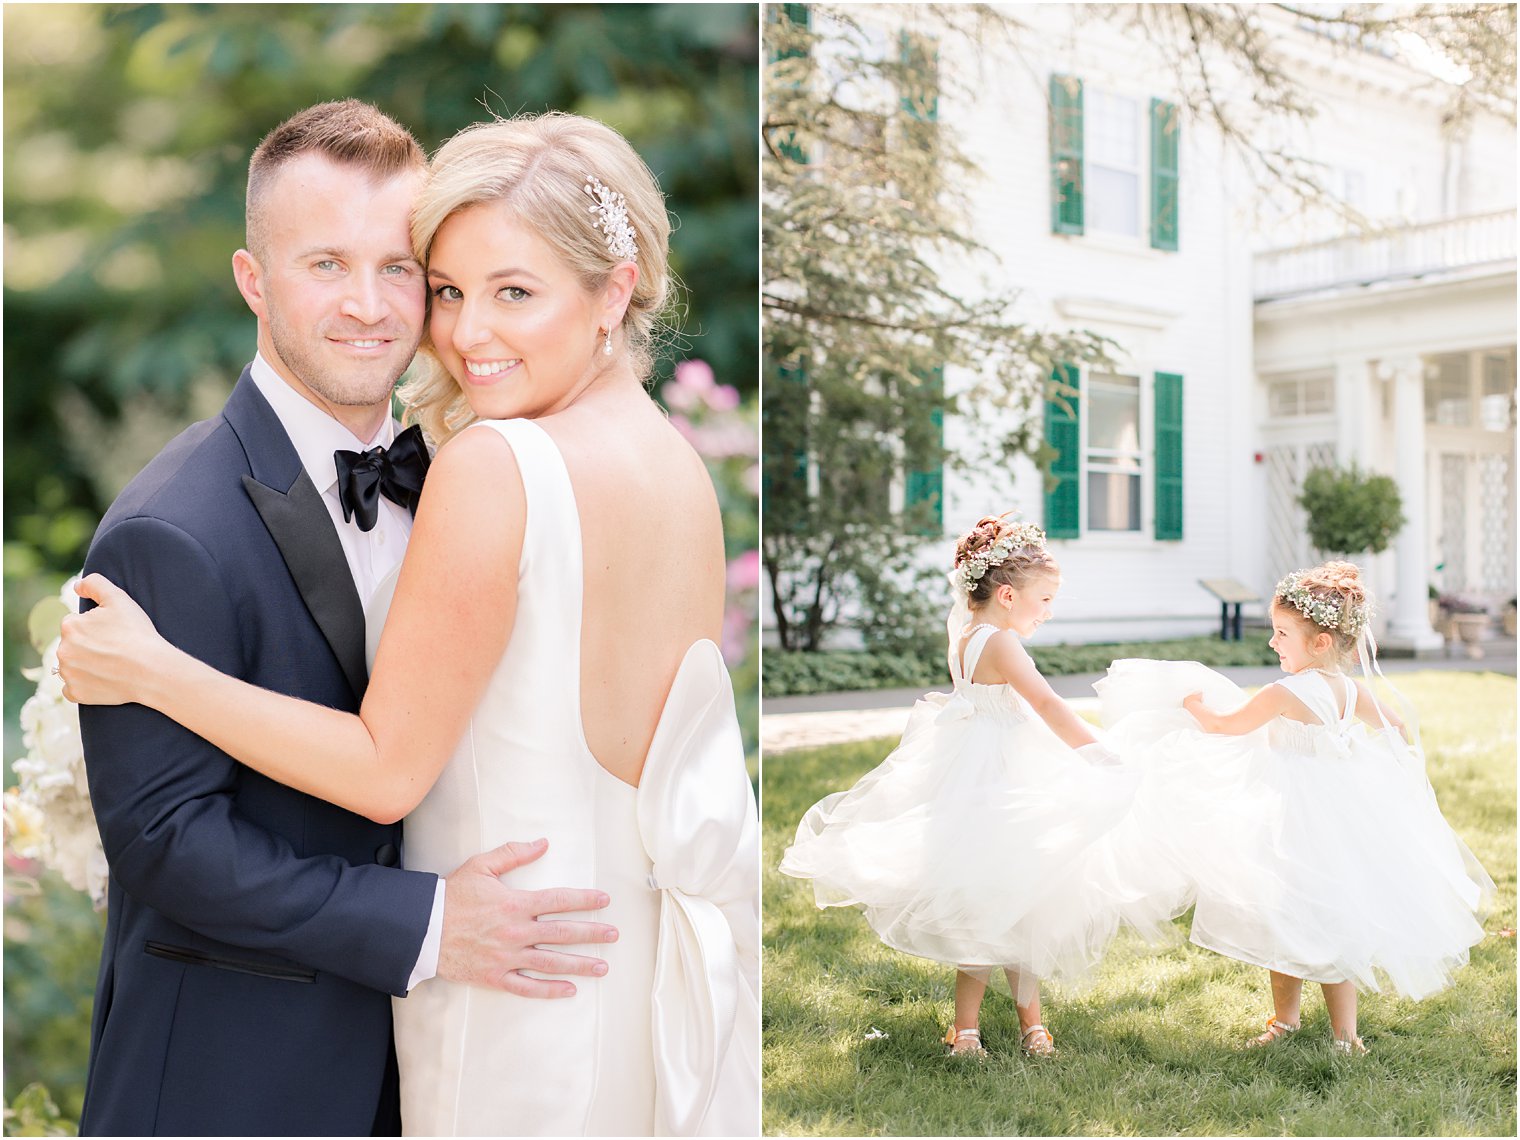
[405,879,446,993]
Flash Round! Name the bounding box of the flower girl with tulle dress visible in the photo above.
[1100,561,1494,1055]
[780,516,1190,1058]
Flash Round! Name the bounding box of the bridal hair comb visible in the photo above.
[583,174,638,261]
[955,522,1047,593]
[1275,570,1369,636]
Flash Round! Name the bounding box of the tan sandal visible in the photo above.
[1244,1016,1299,1049]
[1331,1033,1368,1056]
[943,1025,986,1056]
[1020,1023,1056,1057]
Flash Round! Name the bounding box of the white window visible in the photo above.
[1268,375,1334,418]
[1086,371,1143,531]
[1425,353,1472,426]
[1481,349,1516,432]
[1086,90,1142,238]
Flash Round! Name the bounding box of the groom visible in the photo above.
[76,101,615,1136]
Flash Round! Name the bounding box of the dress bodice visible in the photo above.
[947,624,1031,725]
[369,418,758,1136]
[1268,670,1358,756]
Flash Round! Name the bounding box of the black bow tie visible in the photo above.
[334,424,431,532]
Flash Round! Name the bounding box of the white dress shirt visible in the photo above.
[249,354,445,992]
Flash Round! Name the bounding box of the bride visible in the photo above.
[57,112,758,1137]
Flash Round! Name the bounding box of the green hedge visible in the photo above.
[763,636,1279,697]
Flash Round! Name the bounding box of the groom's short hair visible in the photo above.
[246,99,426,259]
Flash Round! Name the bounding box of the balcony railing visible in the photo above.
[1254,210,1517,300]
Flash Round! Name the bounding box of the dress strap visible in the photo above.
[958,624,1001,683]
[461,416,583,665]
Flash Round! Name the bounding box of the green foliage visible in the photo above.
[763,672,1517,1135]
[763,635,1281,696]
[3,868,107,1130]
[1298,463,1406,557]
[2,1083,76,1137]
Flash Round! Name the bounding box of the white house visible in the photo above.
[766,3,1516,652]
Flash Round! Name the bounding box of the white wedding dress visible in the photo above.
[365,418,759,1136]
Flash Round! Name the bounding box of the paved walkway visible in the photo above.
[762,635,1516,755]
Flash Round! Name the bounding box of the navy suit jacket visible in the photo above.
[77,369,438,1136]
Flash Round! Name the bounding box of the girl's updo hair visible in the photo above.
[953,514,1059,606]
[398,111,675,445]
[1272,559,1372,658]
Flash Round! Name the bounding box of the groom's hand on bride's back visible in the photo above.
[436,837,617,997]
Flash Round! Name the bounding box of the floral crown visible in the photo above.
[583,174,638,261]
[1275,570,1369,637]
[954,522,1047,594]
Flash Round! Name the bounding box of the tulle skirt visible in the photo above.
[1100,659,1494,998]
[779,689,1192,987]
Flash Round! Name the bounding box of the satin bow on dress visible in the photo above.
[638,640,761,1137]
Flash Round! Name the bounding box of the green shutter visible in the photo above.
[1154,371,1183,539]
[761,359,809,522]
[1043,364,1081,538]
[780,360,809,488]
[772,5,811,164]
[904,366,944,535]
[899,31,939,122]
[1150,99,1179,251]
[1049,75,1084,235]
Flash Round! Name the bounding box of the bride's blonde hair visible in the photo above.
[398,112,674,446]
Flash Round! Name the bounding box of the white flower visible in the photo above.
[4,577,107,908]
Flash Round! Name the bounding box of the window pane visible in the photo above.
[1302,377,1334,414]
[1424,353,1471,426]
[1088,471,1141,531]
[1481,349,1516,432]
[1088,165,1139,236]
[1269,381,1300,418]
[1088,91,1138,167]
[1088,373,1141,451]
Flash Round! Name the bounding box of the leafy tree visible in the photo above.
[762,5,1112,650]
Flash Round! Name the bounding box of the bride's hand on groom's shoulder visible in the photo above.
[436,837,619,999]
[56,573,167,707]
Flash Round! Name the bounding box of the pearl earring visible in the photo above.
[603,327,613,356]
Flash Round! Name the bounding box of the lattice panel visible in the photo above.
[1480,452,1514,595]
[1265,446,1305,591]
[1305,442,1337,481]
[1266,440,1336,589]
[1440,453,1468,593]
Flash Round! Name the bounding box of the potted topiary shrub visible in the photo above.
[1298,463,1406,561]
[1297,464,1406,630]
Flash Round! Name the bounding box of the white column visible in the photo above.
[1380,356,1444,653]
[1333,356,1371,465]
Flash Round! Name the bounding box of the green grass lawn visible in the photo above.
[762,671,1517,1136]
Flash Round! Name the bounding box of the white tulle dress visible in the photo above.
[1099,660,1493,999]
[779,623,1191,985]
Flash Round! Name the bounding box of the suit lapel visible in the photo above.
[224,370,368,702]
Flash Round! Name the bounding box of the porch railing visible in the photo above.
[1254,210,1517,300]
